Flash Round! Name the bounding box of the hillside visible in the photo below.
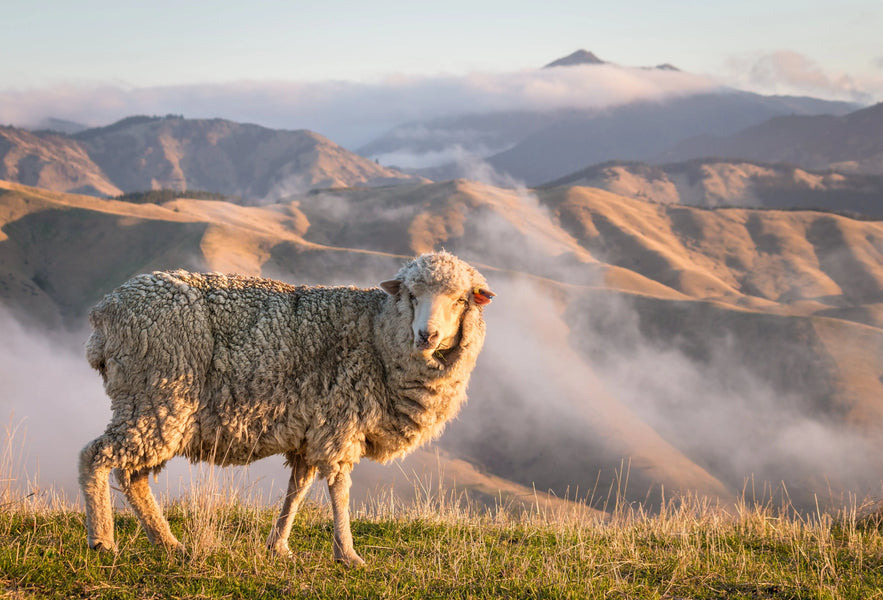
[0,126,121,197]
[546,158,883,216]
[3,179,883,512]
[663,102,883,174]
[2,116,424,202]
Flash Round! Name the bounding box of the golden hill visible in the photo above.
[0,117,425,202]
[2,178,882,510]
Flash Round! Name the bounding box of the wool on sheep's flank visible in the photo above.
[78,251,494,565]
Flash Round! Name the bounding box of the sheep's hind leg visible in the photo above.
[116,467,183,552]
[78,436,119,552]
[267,455,317,558]
[328,467,365,566]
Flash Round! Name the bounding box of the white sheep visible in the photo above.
[78,251,494,565]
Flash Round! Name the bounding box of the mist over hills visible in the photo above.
[3,51,883,512]
[3,179,883,512]
[359,50,860,185]
[365,91,860,185]
[1,116,423,202]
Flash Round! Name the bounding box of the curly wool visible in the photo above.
[83,252,489,483]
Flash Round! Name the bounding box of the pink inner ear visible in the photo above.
[380,279,402,296]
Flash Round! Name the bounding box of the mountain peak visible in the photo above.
[543,49,605,68]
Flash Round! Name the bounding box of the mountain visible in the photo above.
[3,178,883,511]
[662,102,883,174]
[480,92,863,186]
[360,89,860,186]
[543,49,606,68]
[0,126,121,196]
[543,49,678,71]
[357,50,861,182]
[32,117,90,135]
[1,116,424,201]
[545,158,883,216]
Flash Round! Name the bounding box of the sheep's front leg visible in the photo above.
[328,467,365,566]
[267,456,317,557]
[116,468,183,552]
[78,437,117,552]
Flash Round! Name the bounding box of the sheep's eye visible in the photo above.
[457,297,467,304]
[408,292,417,305]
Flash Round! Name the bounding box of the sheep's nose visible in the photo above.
[418,329,439,346]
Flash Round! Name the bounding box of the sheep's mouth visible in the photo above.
[413,339,437,352]
[411,340,457,366]
[432,346,453,363]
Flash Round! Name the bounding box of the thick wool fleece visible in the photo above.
[83,252,488,484]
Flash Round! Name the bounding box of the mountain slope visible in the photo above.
[484,93,862,185]
[0,126,121,196]
[3,179,883,510]
[71,115,425,201]
[360,74,859,185]
[2,117,425,201]
[663,102,883,174]
[546,159,883,216]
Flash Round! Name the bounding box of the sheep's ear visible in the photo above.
[472,287,495,305]
[380,279,402,296]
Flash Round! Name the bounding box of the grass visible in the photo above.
[2,423,883,598]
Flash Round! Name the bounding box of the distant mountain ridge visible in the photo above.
[544,49,606,67]
[1,116,423,201]
[662,102,883,175]
[546,158,883,216]
[362,90,861,186]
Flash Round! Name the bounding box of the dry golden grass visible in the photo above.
[2,420,883,599]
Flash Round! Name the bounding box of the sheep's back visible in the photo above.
[112,272,387,464]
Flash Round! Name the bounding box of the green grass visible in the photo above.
[2,420,883,599]
[2,488,883,599]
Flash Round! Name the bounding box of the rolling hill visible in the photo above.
[546,158,883,216]
[3,178,883,512]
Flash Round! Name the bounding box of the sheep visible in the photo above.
[78,251,494,565]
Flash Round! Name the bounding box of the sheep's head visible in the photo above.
[381,252,494,360]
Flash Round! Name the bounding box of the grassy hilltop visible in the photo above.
[2,483,883,599]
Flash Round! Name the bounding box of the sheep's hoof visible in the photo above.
[89,540,118,553]
[267,544,294,560]
[334,552,366,567]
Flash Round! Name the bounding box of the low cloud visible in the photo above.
[727,51,880,104]
[0,65,719,149]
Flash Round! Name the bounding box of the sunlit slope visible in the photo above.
[546,159,883,216]
[545,185,883,322]
[4,178,883,507]
[0,117,426,202]
[0,126,122,197]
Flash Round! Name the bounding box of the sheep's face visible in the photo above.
[380,280,493,357]
[408,284,469,354]
[381,252,495,360]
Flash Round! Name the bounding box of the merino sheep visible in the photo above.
[78,251,494,565]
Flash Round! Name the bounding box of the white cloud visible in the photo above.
[0,65,720,148]
[725,51,881,104]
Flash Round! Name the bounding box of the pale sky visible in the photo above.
[1,0,881,143]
